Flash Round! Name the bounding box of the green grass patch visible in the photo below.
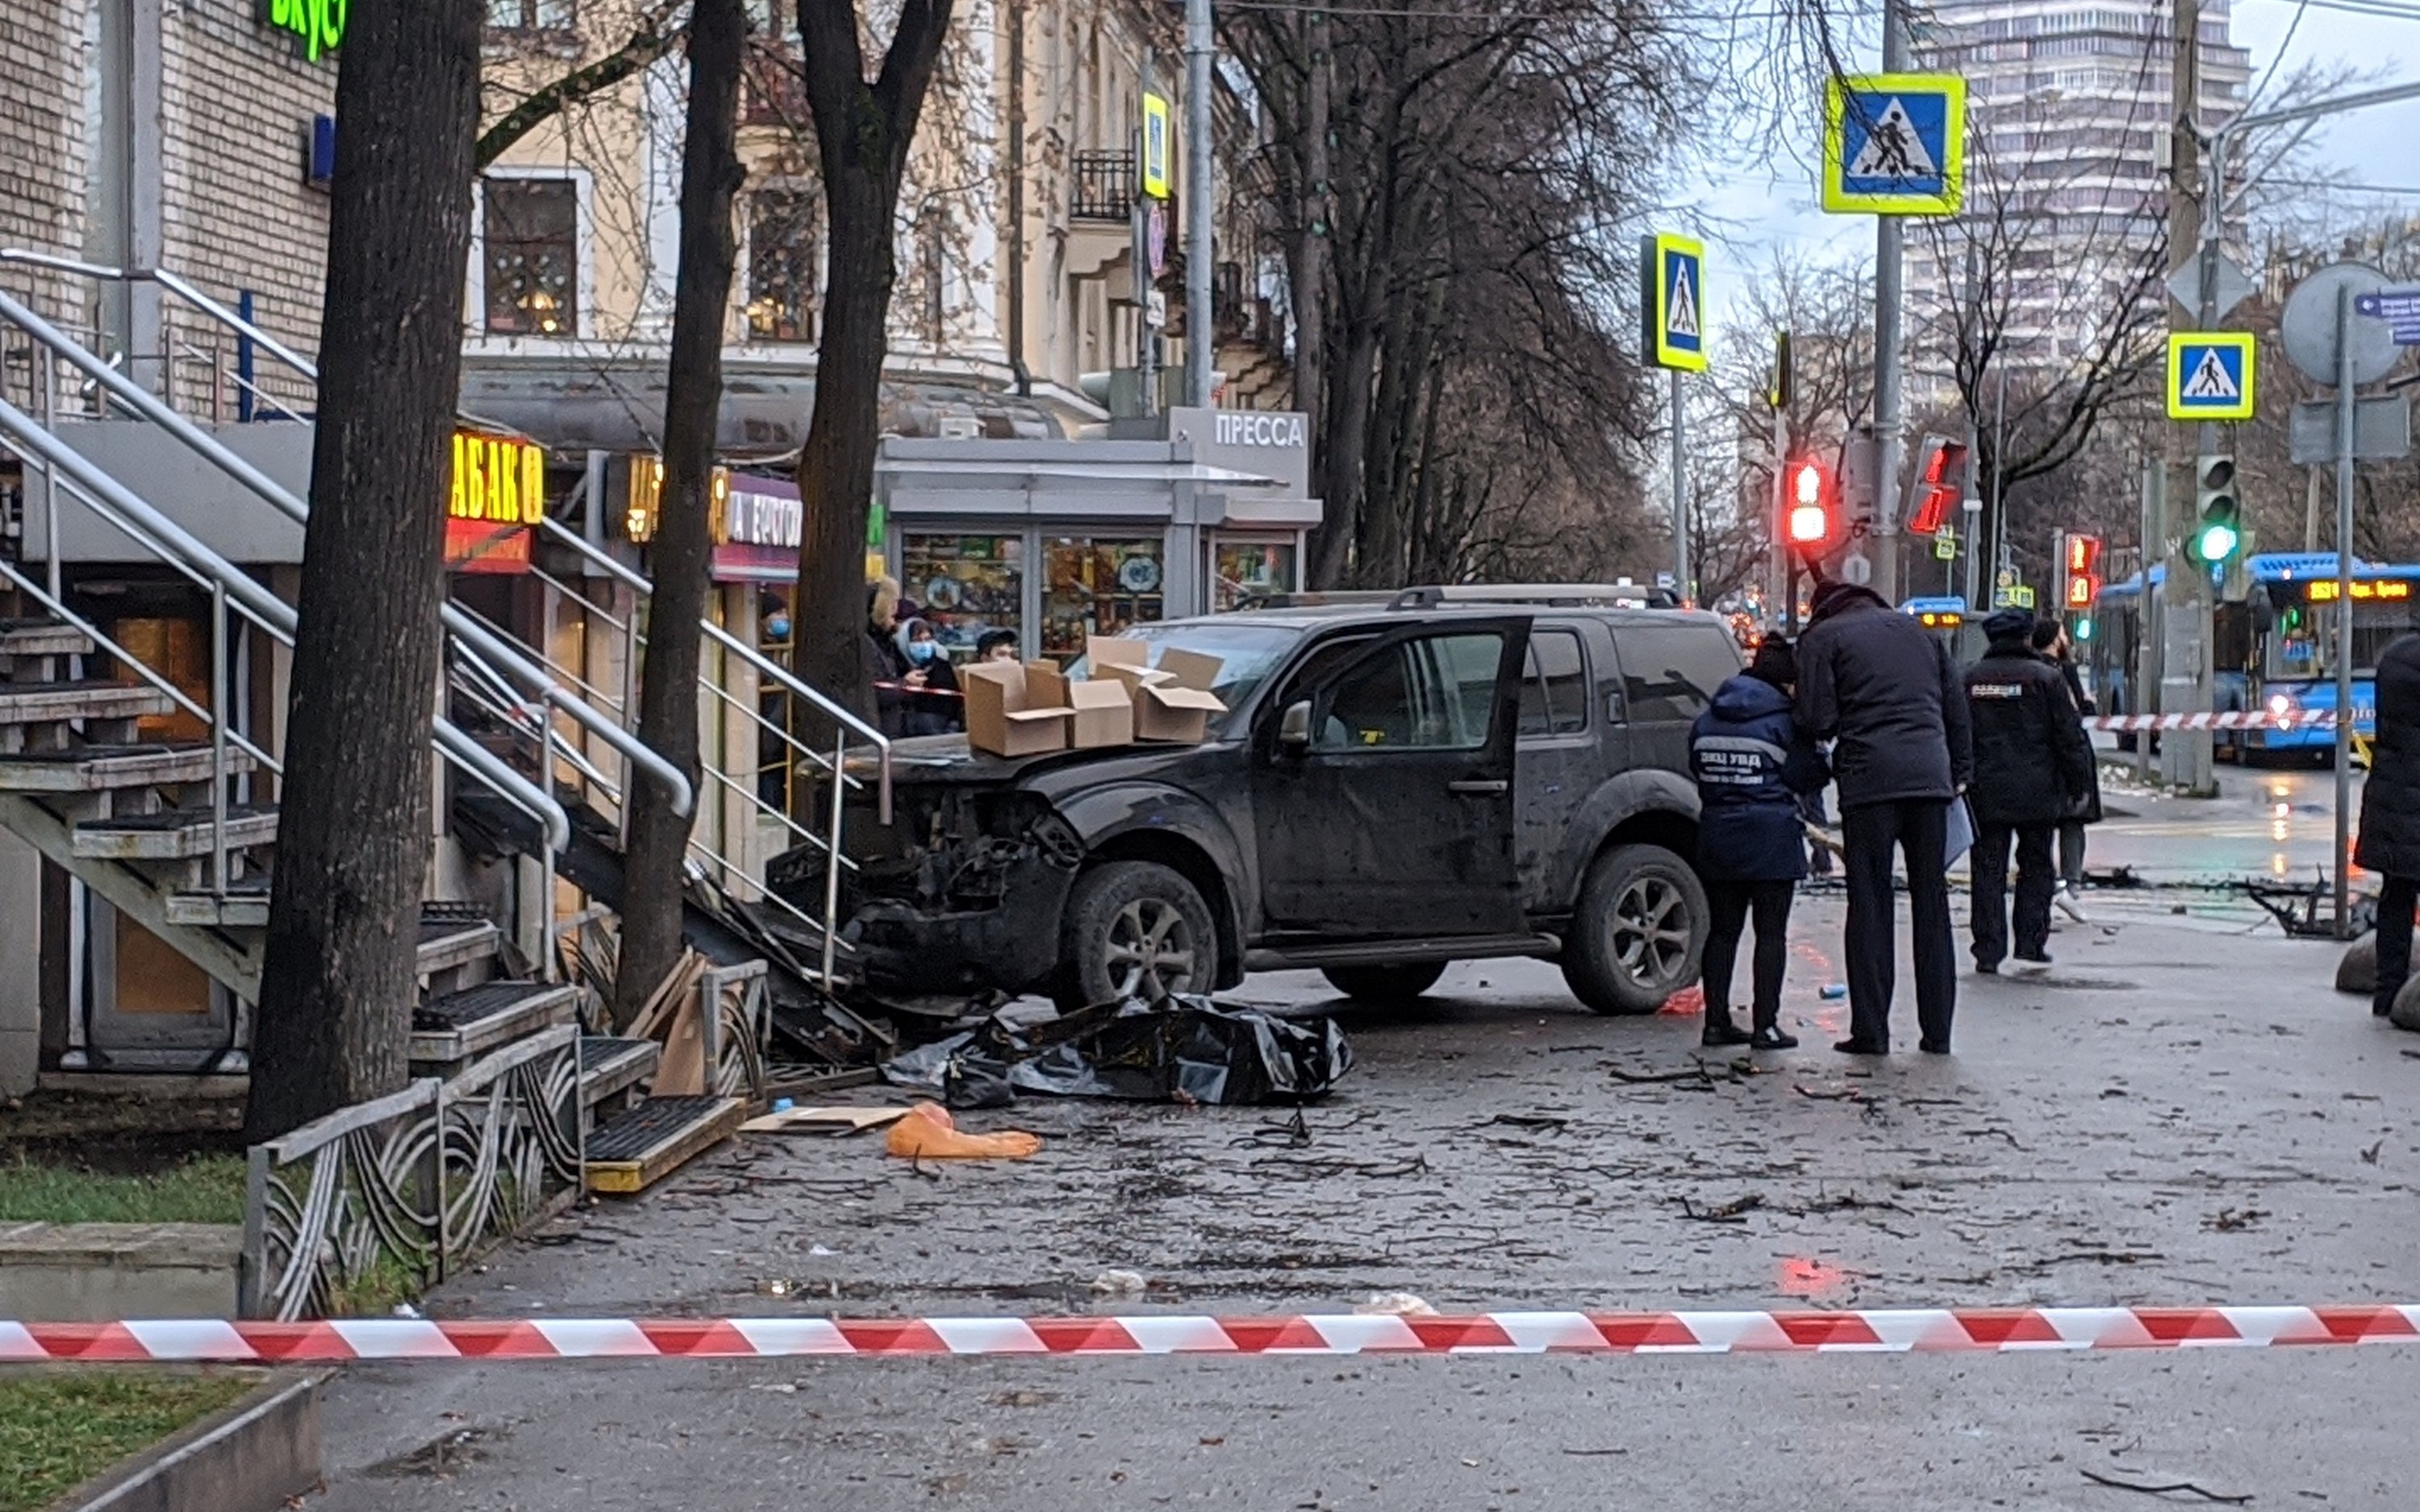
[0,1371,258,1512]
[0,1155,246,1226]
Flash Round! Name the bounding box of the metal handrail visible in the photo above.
[0,392,570,854]
[0,286,693,822]
[534,514,891,822]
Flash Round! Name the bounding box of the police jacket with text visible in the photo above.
[1689,673,1830,882]
[1961,639,2095,827]
[2356,633,2420,877]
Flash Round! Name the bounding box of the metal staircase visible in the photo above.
[0,248,887,1099]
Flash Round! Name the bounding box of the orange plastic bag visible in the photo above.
[884,1101,1043,1160]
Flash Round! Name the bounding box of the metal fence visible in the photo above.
[238,1024,584,1321]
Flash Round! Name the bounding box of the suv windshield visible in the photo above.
[1064,621,1303,732]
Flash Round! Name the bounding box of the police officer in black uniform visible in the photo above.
[1963,609,2096,974]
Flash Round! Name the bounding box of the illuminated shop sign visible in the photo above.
[263,0,346,62]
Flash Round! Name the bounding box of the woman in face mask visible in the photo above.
[892,617,963,736]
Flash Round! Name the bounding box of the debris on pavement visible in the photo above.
[881,993,1354,1106]
[1353,1292,1438,1316]
[1088,1268,1148,1297]
[2077,1468,2253,1505]
[882,1101,1043,1160]
[739,1106,911,1135]
[1676,1193,1765,1223]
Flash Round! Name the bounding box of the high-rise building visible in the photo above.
[1905,0,2251,385]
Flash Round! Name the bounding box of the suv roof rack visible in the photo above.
[1383,583,1683,610]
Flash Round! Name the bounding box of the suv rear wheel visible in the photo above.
[1058,860,1217,1009]
[1320,963,1446,1002]
[1562,843,1706,1015]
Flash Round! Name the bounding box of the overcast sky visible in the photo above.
[1700,0,2420,319]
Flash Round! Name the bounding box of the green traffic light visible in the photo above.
[2197,522,2239,561]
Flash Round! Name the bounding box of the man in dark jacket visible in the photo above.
[2356,633,2420,1017]
[1690,636,1829,1050]
[1966,610,2097,973]
[1795,581,1975,1055]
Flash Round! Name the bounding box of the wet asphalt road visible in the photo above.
[308,838,2420,1512]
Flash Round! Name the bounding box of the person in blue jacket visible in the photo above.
[1690,635,1830,1049]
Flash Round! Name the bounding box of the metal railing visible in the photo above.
[0,275,694,829]
[0,248,885,993]
[1070,150,1137,223]
[0,393,571,893]
[519,516,894,988]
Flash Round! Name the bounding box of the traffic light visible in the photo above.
[2062,532,2103,610]
[2193,454,2240,563]
[1905,435,1969,536]
[1786,457,1835,548]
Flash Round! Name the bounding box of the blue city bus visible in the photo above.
[2094,553,2420,761]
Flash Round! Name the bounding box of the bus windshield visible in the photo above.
[2265,594,2420,681]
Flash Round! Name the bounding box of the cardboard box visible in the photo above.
[1088,636,1228,743]
[962,661,1072,756]
[1027,664,1135,748]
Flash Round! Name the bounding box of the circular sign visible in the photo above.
[2280,262,2398,388]
[1840,552,1873,587]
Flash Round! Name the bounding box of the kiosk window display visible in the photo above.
[900,533,1024,657]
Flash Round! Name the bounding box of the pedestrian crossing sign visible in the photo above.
[1823,73,1967,215]
[2166,331,2257,421]
[1643,232,1706,372]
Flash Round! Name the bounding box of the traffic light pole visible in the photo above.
[2334,285,2356,935]
[1871,0,1909,607]
[2159,0,2215,793]
[1672,368,1690,602]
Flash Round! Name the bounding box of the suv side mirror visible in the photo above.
[1277,698,1312,752]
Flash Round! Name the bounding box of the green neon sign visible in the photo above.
[264,0,347,61]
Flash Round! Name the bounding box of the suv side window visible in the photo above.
[1312,631,1506,752]
[1615,623,1742,723]
[1517,628,1590,737]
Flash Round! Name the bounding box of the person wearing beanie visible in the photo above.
[1688,635,1829,1049]
[1794,577,1974,1055]
[1964,609,2095,975]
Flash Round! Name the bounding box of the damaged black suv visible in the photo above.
[820,592,1744,1015]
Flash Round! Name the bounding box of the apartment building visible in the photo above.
[1906,0,2251,377]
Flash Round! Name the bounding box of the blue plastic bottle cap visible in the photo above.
[771,1098,795,1113]
[1819,983,1848,1000]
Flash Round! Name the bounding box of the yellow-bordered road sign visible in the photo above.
[1141,94,1172,200]
[2166,331,2258,422]
[1823,73,1967,215]
[1642,232,1706,373]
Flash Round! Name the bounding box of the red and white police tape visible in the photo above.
[2087,709,2367,732]
[11,1306,2420,1363]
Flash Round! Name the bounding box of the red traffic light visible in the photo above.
[1787,460,1832,544]
[1905,437,1968,536]
[2062,533,2102,609]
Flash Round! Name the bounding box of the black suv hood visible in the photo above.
[845,733,1226,792]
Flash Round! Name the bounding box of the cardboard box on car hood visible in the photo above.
[1088,636,1226,743]
[962,660,1073,756]
[1027,663,1134,748]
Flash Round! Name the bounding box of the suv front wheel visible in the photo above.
[1562,843,1707,1015]
[1058,860,1218,1009]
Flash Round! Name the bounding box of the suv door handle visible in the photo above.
[1448,779,1508,796]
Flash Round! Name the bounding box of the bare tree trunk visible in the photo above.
[1292,13,1329,423]
[612,0,747,1029]
[244,0,481,1142]
[787,0,954,779]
